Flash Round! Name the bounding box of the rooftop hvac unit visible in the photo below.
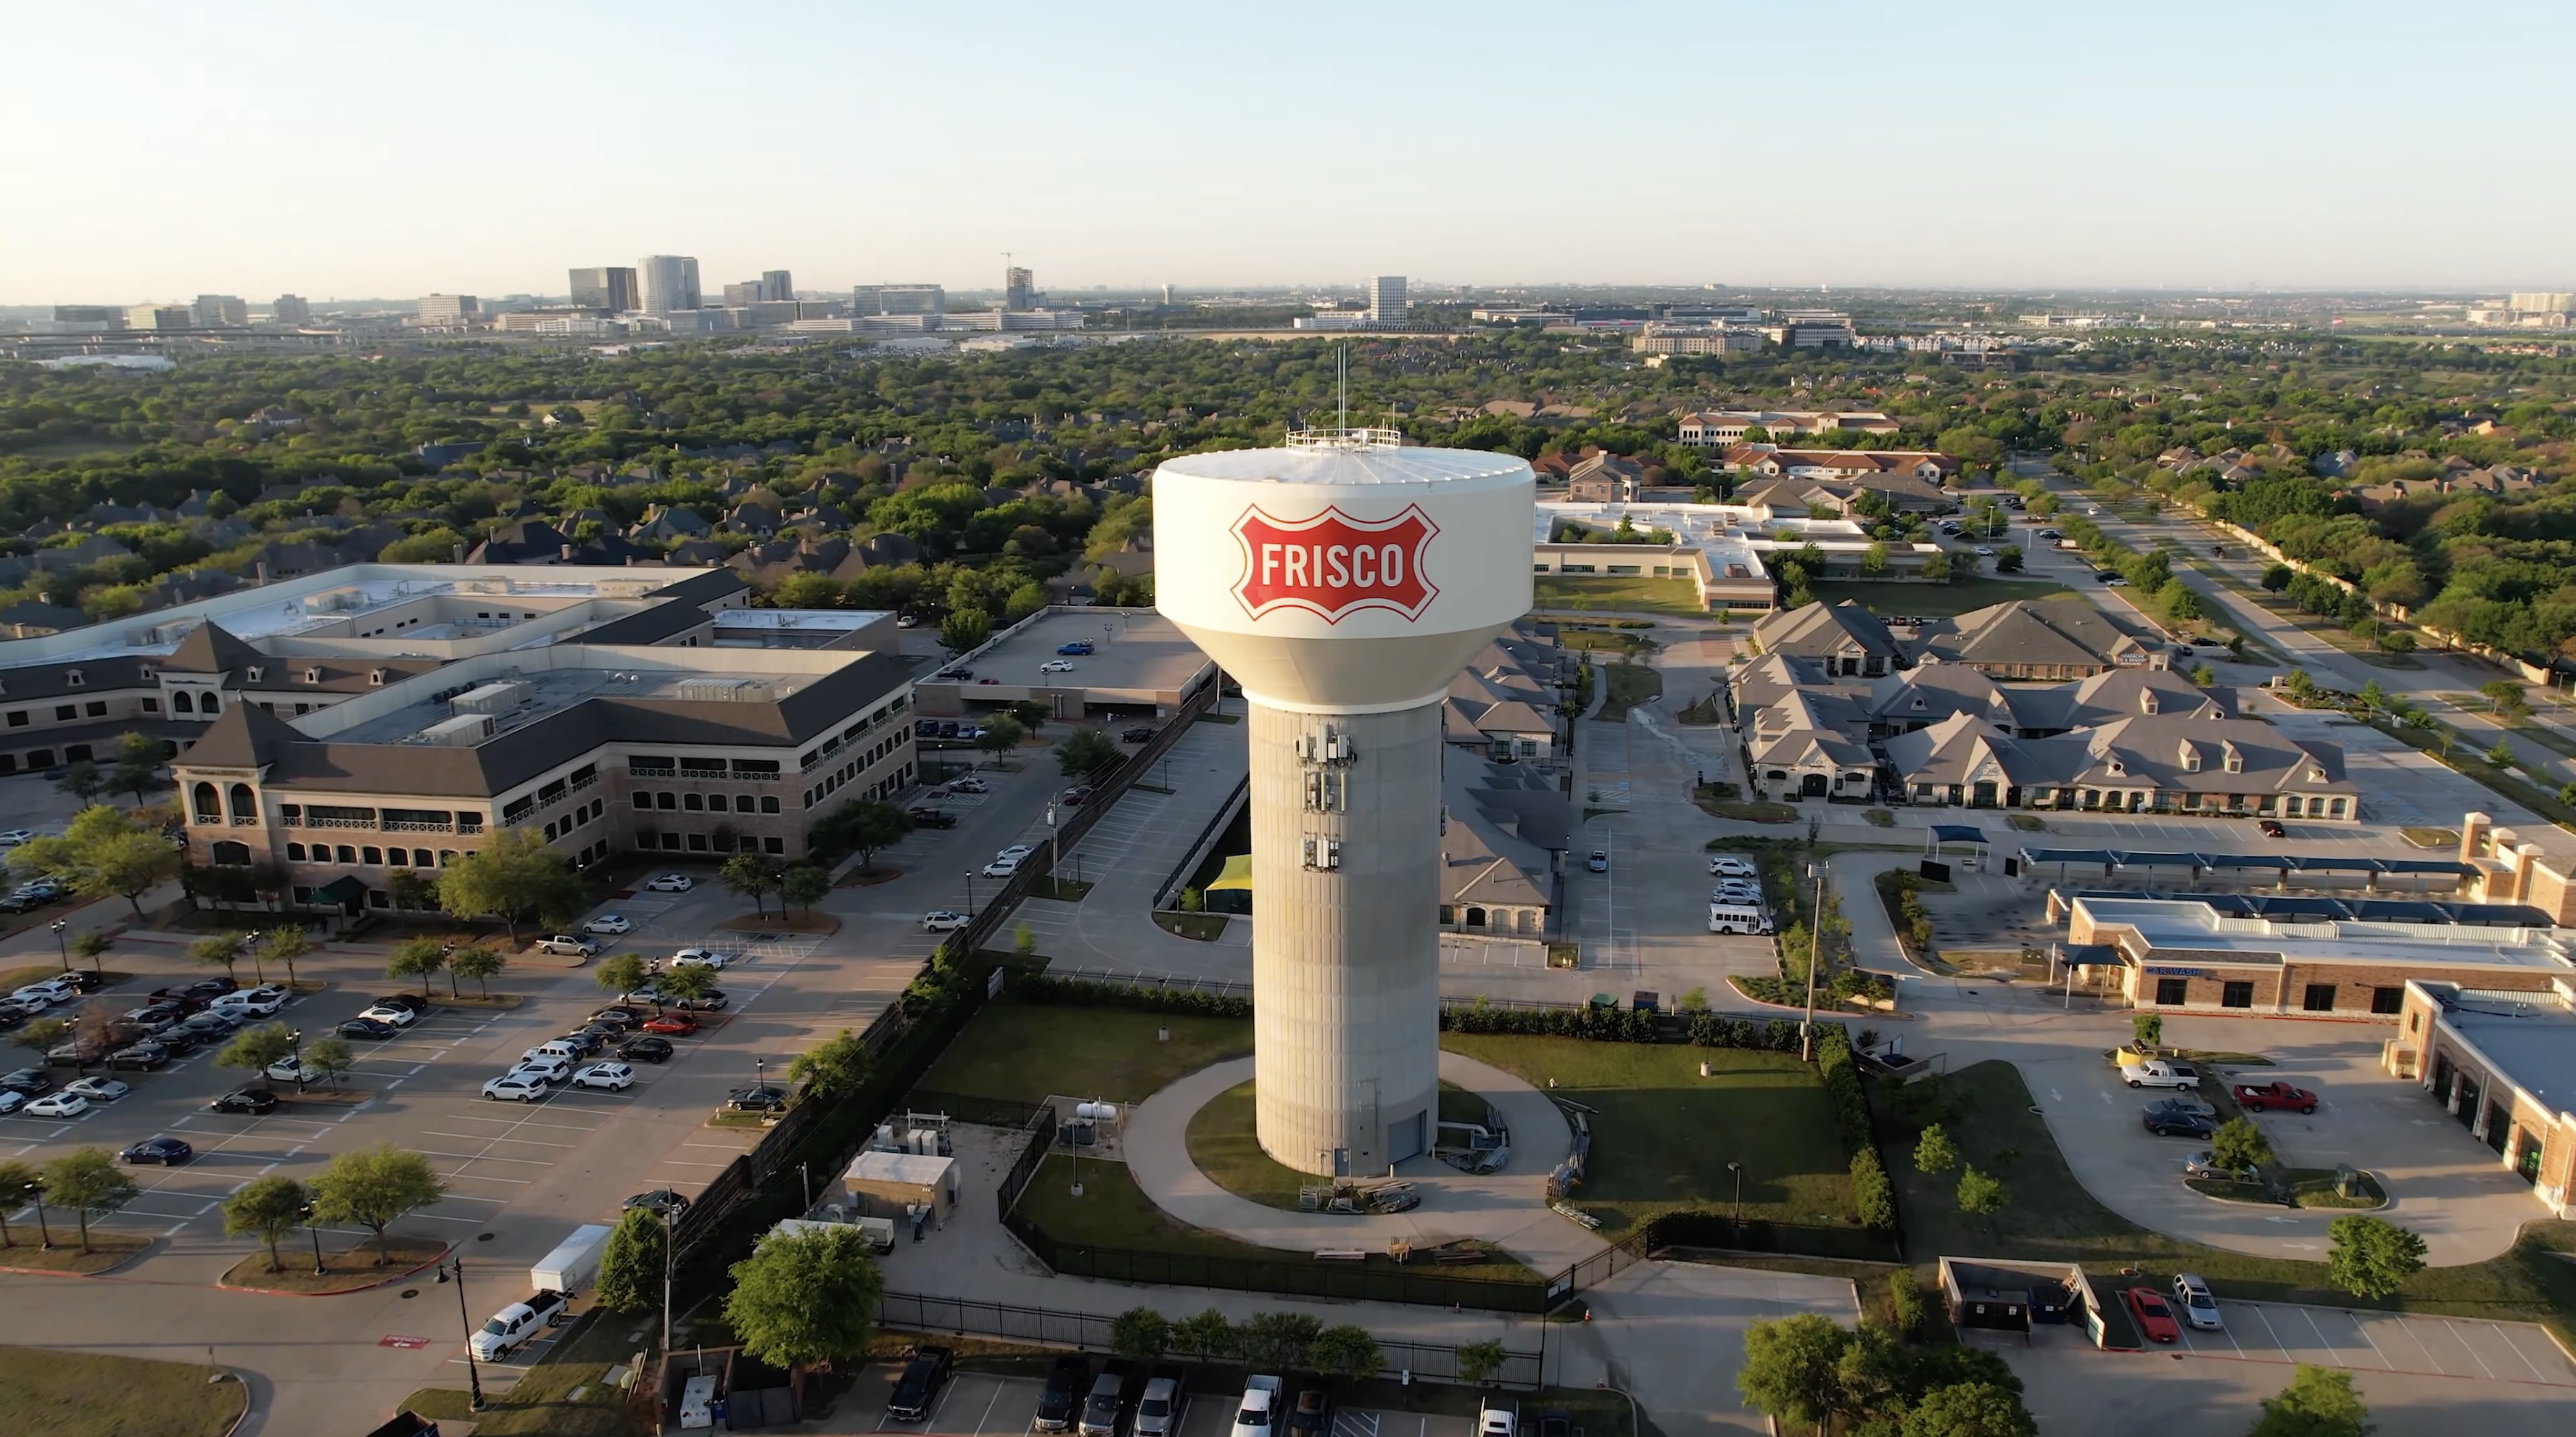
[451,680,529,713]
[420,713,495,747]
[676,677,770,703]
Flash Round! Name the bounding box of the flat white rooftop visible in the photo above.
[1536,500,1870,546]
[2076,895,2576,971]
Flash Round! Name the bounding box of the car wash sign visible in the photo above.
[1231,504,1439,624]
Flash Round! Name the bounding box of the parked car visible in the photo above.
[2121,1059,2200,1090]
[888,1344,955,1422]
[482,1074,549,1103]
[25,1092,88,1118]
[1057,642,1096,655]
[983,856,1024,877]
[583,914,632,935]
[2232,1080,2319,1114]
[1586,850,1609,872]
[469,1289,569,1361]
[2122,1286,2180,1343]
[339,1017,400,1040]
[2143,1096,2218,1122]
[534,934,600,958]
[1136,1366,1188,1437]
[511,1054,572,1084]
[907,808,957,829]
[550,1030,605,1057]
[2258,819,2287,838]
[1060,785,1094,807]
[62,1077,130,1102]
[1,1067,57,1096]
[1036,1355,1091,1433]
[373,994,430,1016]
[948,777,988,794]
[0,1091,21,1114]
[2142,1108,2217,1139]
[1709,856,1758,878]
[0,828,38,846]
[120,1136,193,1165]
[357,1002,418,1028]
[587,1008,643,1031]
[617,1036,675,1064]
[666,948,730,969]
[2185,1149,2254,1180]
[180,1011,239,1039]
[107,1043,171,1072]
[920,911,970,932]
[2171,1273,2224,1330]
[1040,659,1076,674]
[640,1013,698,1036]
[1079,1362,1132,1437]
[622,1189,690,1217]
[265,1057,326,1085]
[209,1087,278,1114]
[571,1062,634,1091]
[2097,572,2129,586]
[645,874,695,893]
[726,1085,788,1113]
[1122,726,1157,743]
[1287,1386,1331,1437]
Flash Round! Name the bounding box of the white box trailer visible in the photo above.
[531,1222,614,1295]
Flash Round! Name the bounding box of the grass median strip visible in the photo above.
[0,1347,247,1437]
[221,1234,448,1292]
[915,997,1250,1106]
[0,1232,148,1275]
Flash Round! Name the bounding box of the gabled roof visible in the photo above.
[1751,600,1900,660]
[1911,599,2144,670]
[160,622,265,675]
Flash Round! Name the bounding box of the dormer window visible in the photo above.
[246,666,263,682]
[368,669,387,687]
[139,667,154,680]
[304,668,321,684]
[2222,742,2245,774]
[2105,757,2126,777]
[2179,741,2201,772]
[65,670,83,688]
[2139,691,2159,715]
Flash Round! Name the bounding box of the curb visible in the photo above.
[217,1371,254,1437]
[0,1236,157,1278]
[215,1243,450,1297]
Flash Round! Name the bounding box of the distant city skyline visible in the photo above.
[5,1,2572,302]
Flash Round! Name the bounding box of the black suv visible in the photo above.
[887,1345,954,1422]
[1035,1356,1090,1433]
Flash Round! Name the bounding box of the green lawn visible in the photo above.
[1807,577,2075,619]
[1596,662,1663,721]
[1186,1079,1313,1210]
[0,1347,246,1437]
[1888,1061,2576,1343]
[1535,575,1708,618]
[1439,1035,1850,1238]
[914,998,1250,1106]
[402,1307,646,1436]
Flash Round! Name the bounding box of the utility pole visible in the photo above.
[1801,863,1822,1061]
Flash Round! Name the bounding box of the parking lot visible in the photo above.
[2166,1299,2576,1385]
[862,1370,1477,1437]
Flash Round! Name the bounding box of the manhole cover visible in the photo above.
[400,1289,420,1299]
[477,1232,496,1242]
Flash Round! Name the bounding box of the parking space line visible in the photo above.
[2444,1320,2500,1379]
[968,1380,1004,1435]
[418,1131,578,1148]
[2364,1312,2440,1374]
[2485,1321,2551,1382]
[2251,1304,2293,1359]
[2335,1310,2393,1370]
[408,1149,551,1166]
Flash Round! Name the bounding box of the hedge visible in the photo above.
[1888,1270,1927,1338]
[1440,1002,1661,1042]
[1012,972,1253,1019]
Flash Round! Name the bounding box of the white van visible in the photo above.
[1708,903,1774,935]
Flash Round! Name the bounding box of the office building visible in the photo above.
[51,305,121,327]
[271,295,312,326]
[569,266,640,313]
[854,283,944,316]
[193,295,248,328]
[722,281,765,308]
[2509,293,2576,315]
[638,255,702,315]
[1004,266,1035,312]
[1161,283,1175,305]
[126,305,191,331]
[2385,979,2576,1217]
[1366,275,1408,326]
[761,270,794,302]
[418,294,479,326]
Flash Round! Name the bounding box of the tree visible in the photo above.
[719,852,785,919]
[108,732,167,806]
[2327,1215,2425,1300]
[1238,1311,1321,1371]
[2191,662,2217,687]
[2479,679,2525,714]
[304,1036,356,1093]
[222,1175,310,1274]
[786,1030,872,1098]
[2246,1364,2372,1437]
[2284,668,2316,701]
[2132,1012,2163,1046]
[814,800,912,874]
[975,716,1025,767]
[435,828,585,943]
[1110,1306,1171,1359]
[54,761,107,806]
[70,930,110,977]
[2381,629,2416,655]
[724,1225,884,1370]
[449,945,506,998]
[2209,1117,2271,1175]
[1015,922,1038,958]
[781,864,830,915]
[1851,1148,1896,1231]
[596,952,649,1006]
[10,806,186,919]
[1454,1338,1508,1387]
[655,964,719,1007]
[2486,740,2516,768]
[1171,1308,1237,1361]
[1056,727,1123,779]
[308,1144,445,1265]
[1736,1312,1852,1430]
[15,1016,70,1061]
[386,937,445,998]
[595,1207,669,1314]
[215,1021,297,1079]
[41,1147,137,1254]
[1913,1124,1960,1175]
[1310,1325,1382,1383]
[1920,550,1952,583]
[2263,564,2295,592]
[1901,1382,2037,1437]
[940,608,991,653]
[0,1159,37,1246]
[189,932,247,983]
[260,927,309,989]
[1956,1167,2009,1220]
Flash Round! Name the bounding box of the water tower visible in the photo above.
[1156,431,1534,1175]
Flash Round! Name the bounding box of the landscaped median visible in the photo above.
[0,1346,247,1437]
[219,1234,449,1293]
[0,1232,149,1276]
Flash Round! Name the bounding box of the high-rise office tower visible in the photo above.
[854,284,944,316]
[51,305,121,327]
[1162,283,1175,305]
[570,266,640,312]
[192,294,248,327]
[271,295,312,326]
[722,281,764,308]
[1366,276,1408,327]
[418,294,479,325]
[761,270,794,302]
[638,255,701,315]
[1004,266,1035,312]
[126,305,191,331]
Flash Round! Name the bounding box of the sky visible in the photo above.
[6,0,2572,304]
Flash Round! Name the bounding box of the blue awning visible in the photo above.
[2017,848,2475,877]
[1929,825,1988,845]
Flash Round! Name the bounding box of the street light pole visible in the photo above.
[659,1208,675,1362]
[1801,864,1823,1061]
[439,1257,486,1412]
[24,1183,51,1250]
[298,1202,325,1275]
[49,920,67,972]
[1727,1161,1743,1243]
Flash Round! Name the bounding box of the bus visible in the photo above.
[1708,902,1773,935]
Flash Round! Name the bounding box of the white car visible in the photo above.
[534,934,601,957]
[2121,1059,2202,1090]
[512,1055,572,1084]
[1709,856,1757,877]
[2172,1273,2224,1331]
[997,844,1034,862]
[62,1077,131,1102]
[16,977,78,1004]
[6,986,59,1011]
[920,910,970,932]
[667,948,730,970]
[571,1062,634,1091]
[982,855,1023,878]
[482,1074,548,1103]
[583,914,633,935]
[357,1003,417,1027]
[645,874,695,893]
[0,828,38,847]
[212,986,288,1017]
[0,1091,22,1114]
[947,777,988,795]
[1975,546,1997,558]
[25,1092,89,1118]
[1039,659,1076,674]
[265,1057,326,1085]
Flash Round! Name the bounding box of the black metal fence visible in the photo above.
[875,1292,1543,1388]
[904,1090,1055,1132]
[1002,1212,1549,1314]
[994,1105,1054,1222]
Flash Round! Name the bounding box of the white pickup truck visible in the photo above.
[1231,1375,1284,1437]
[2121,1058,2202,1090]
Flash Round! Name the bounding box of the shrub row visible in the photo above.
[1683,1014,1812,1051]
[1888,1270,1927,1338]
[1849,1148,1895,1234]
[1817,1025,1871,1159]
[1440,1002,1661,1042]
[1013,973,1253,1019]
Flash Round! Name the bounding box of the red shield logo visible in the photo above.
[1231,504,1439,624]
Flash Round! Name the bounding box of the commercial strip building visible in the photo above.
[2382,980,2576,1217]
[912,608,1215,722]
[0,560,920,916]
[2055,893,2575,1019]
[1533,504,1956,612]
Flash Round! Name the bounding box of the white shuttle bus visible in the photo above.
[1708,901,1774,935]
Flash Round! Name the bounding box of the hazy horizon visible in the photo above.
[8,0,2572,304]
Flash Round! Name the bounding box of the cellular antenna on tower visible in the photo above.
[1337,342,1350,434]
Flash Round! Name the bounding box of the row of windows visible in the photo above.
[284,843,458,867]
[7,700,119,727]
[542,798,608,843]
[2149,978,2405,1014]
[803,742,909,808]
[632,791,783,816]
[635,830,788,856]
[0,743,96,774]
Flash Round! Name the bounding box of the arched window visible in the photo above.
[334,845,357,864]
[202,695,220,716]
[192,782,221,823]
[1466,906,1487,928]
[172,690,194,714]
[210,840,252,866]
[227,784,255,822]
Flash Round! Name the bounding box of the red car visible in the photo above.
[2123,1286,2180,1344]
[640,1013,698,1036]
[2233,1081,2319,1114]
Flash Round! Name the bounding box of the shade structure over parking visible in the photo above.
[2017,848,2477,878]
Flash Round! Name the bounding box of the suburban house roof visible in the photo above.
[1751,600,1902,663]
[1909,600,2154,672]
